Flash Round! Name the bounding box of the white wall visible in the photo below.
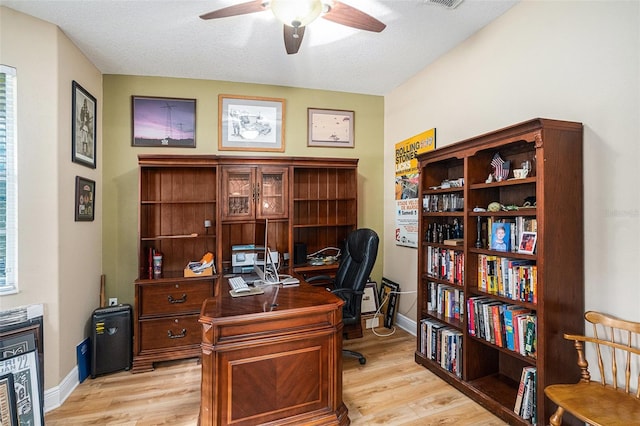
[0,6,103,410]
[384,0,640,326]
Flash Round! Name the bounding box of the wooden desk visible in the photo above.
[199,280,349,426]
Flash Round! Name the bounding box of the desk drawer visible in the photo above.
[138,315,202,351]
[138,280,213,317]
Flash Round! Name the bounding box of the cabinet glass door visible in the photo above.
[222,168,255,220]
[257,167,288,219]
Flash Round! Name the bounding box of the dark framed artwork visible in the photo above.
[379,278,400,329]
[75,176,95,222]
[0,332,35,360]
[308,108,354,148]
[0,373,18,426]
[72,81,97,169]
[0,351,43,426]
[132,96,196,147]
[218,94,285,152]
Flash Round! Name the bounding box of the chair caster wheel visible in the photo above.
[358,358,366,365]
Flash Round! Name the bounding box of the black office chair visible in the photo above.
[308,228,379,365]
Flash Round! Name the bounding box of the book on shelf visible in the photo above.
[477,254,536,303]
[514,366,537,418]
[444,238,464,246]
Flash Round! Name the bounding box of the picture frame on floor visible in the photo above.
[0,351,43,426]
[0,373,18,426]
[379,278,400,328]
[361,281,380,315]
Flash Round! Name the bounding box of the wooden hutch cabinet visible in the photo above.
[133,155,218,373]
[220,166,288,221]
[133,155,358,372]
[415,119,584,425]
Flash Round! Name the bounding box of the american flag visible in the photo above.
[491,153,505,180]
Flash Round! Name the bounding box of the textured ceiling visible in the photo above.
[1,0,518,95]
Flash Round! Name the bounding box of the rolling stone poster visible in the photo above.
[395,128,435,247]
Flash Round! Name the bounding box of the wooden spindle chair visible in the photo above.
[544,311,640,425]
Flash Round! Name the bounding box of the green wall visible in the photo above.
[102,75,384,304]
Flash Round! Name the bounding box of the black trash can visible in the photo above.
[91,304,132,378]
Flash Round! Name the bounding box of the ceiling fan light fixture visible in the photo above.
[270,0,323,28]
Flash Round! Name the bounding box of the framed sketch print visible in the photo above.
[308,108,354,148]
[75,176,95,222]
[361,281,380,315]
[132,96,196,147]
[0,351,43,426]
[219,94,285,152]
[0,373,18,426]
[71,81,97,168]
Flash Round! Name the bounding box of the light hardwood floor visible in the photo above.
[45,326,507,425]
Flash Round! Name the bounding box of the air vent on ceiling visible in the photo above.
[424,0,464,9]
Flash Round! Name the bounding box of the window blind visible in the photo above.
[0,65,18,295]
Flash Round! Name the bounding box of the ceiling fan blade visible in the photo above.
[199,0,267,20]
[284,25,305,55]
[322,1,386,32]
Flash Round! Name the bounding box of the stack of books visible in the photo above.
[514,366,537,423]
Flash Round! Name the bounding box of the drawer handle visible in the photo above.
[167,329,187,339]
[167,294,187,304]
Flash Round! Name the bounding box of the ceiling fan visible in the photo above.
[199,0,386,55]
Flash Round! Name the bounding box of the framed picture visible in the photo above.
[218,94,285,152]
[0,331,35,361]
[0,373,18,426]
[75,176,95,222]
[379,278,400,329]
[71,81,97,169]
[491,222,511,252]
[518,231,537,254]
[308,108,354,148]
[361,281,379,315]
[132,96,196,147]
[0,351,43,426]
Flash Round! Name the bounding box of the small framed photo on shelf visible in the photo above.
[518,231,537,254]
[308,108,354,148]
[218,94,285,152]
[491,222,511,252]
[132,96,196,147]
[75,176,95,222]
[72,81,97,169]
[361,281,379,315]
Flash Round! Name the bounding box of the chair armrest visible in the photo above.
[306,275,333,284]
[331,288,364,297]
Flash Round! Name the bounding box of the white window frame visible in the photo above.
[0,65,18,295]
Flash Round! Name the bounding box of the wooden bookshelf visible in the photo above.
[415,118,584,425]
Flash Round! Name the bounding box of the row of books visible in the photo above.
[478,254,537,303]
[426,281,464,320]
[467,296,537,358]
[419,318,463,378]
[425,246,464,284]
[486,216,537,253]
[514,366,537,424]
